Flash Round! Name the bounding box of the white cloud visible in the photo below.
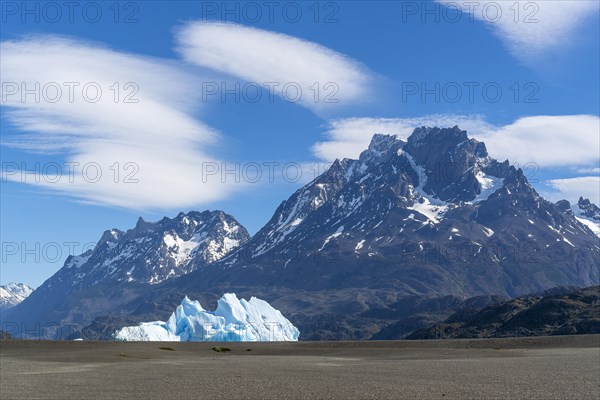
[176,21,372,114]
[1,36,242,210]
[546,177,600,205]
[576,167,600,174]
[480,115,600,167]
[312,115,600,171]
[436,0,599,63]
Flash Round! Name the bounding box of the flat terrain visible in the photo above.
[1,335,599,399]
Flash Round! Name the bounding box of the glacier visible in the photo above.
[113,293,300,342]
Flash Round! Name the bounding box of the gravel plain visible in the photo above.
[1,335,599,399]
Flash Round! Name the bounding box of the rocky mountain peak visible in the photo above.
[578,197,600,221]
[407,126,487,156]
[502,167,539,197]
[403,127,495,203]
[368,133,400,151]
[407,126,488,158]
[98,229,122,244]
[41,210,250,289]
[410,125,464,142]
[357,134,405,167]
[134,216,153,231]
[555,200,573,214]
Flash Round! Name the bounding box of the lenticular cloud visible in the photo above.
[0,36,240,209]
[176,21,372,113]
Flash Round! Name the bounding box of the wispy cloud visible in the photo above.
[576,167,600,174]
[1,36,241,209]
[312,115,600,172]
[546,176,600,205]
[480,115,600,167]
[175,21,373,114]
[435,0,599,63]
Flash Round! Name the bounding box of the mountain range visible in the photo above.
[3,126,599,340]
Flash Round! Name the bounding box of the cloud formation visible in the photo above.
[1,36,240,209]
[435,0,599,63]
[176,22,372,114]
[547,177,600,205]
[480,115,600,167]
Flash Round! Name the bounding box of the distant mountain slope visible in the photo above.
[407,286,600,339]
[369,294,508,340]
[2,211,249,338]
[0,283,34,311]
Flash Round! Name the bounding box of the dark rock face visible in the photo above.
[405,126,489,202]
[406,286,600,339]
[555,200,573,214]
[5,126,600,340]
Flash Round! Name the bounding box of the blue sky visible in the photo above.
[1,0,599,286]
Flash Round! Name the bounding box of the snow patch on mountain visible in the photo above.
[404,152,449,223]
[473,171,503,202]
[65,252,92,269]
[483,227,495,237]
[320,226,344,251]
[574,216,600,237]
[355,239,366,252]
[407,198,448,224]
[113,294,299,342]
[163,232,203,265]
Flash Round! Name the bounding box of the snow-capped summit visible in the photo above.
[114,293,300,342]
[0,283,34,311]
[48,210,250,288]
